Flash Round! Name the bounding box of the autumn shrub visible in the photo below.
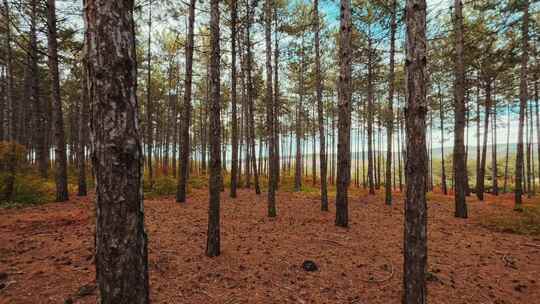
[481,204,540,236]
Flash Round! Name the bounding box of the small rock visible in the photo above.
[77,283,96,297]
[0,272,7,281]
[302,260,318,272]
[514,284,527,292]
[64,298,73,304]
[0,282,6,290]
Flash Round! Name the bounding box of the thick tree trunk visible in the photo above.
[230,0,239,198]
[47,0,69,202]
[453,0,468,217]
[404,0,428,302]
[84,1,149,302]
[265,0,277,217]
[177,0,196,202]
[314,0,328,211]
[385,0,397,205]
[206,0,221,257]
[335,0,352,228]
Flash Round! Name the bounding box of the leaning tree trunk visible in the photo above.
[177,0,196,203]
[404,0,428,303]
[206,0,221,257]
[84,0,149,302]
[516,0,529,210]
[385,0,397,205]
[47,0,69,202]
[453,0,468,218]
[265,0,277,217]
[230,0,239,198]
[335,0,352,228]
[314,0,328,211]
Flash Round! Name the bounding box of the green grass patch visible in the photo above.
[481,204,540,236]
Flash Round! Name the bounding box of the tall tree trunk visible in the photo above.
[385,0,397,205]
[146,0,154,185]
[492,92,498,195]
[294,41,304,192]
[230,0,239,198]
[177,0,196,203]
[335,0,351,228]
[206,0,221,257]
[78,57,89,196]
[84,0,149,302]
[274,6,280,186]
[245,0,261,194]
[47,0,69,202]
[1,0,16,201]
[453,0,468,216]
[367,35,375,195]
[515,0,529,210]
[439,86,447,195]
[477,81,491,201]
[265,0,277,217]
[314,0,328,211]
[404,0,428,302]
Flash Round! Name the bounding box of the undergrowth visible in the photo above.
[481,204,540,236]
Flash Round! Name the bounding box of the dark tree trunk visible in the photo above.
[335,0,351,228]
[314,0,328,211]
[206,0,221,257]
[439,86,447,195]
[245,0,261,194]
[177,0,196,203]
[78,58,89,196]
[84,1,149,302]
[492,93,498,195]
[146,0,154,185]
[230,0,239,198]
[274,6,281,186]
[367,36,375,195]
[47,0,69,202]
[477,81,491,201]
[453,0,468,217]
[404,0,428,302]
[265,0,277,217]
[385,0,397,205]
[294,41,304,192]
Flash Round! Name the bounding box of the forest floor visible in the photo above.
[1,186,539,304]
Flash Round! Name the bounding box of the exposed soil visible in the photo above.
[1,188,539,304]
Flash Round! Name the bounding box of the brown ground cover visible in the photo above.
[1,188,539,304]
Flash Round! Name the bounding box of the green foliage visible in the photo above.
[481,204,540,236]
[0,173,54,207]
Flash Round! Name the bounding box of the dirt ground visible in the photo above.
[0,188,539,304]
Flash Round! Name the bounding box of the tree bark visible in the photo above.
[47,0,69,202]
[206,0,221,257]
[84,1,149,302]
[335,0,352,228]
[476,81,491,201]
[404,0,428,302]
[314,0,328,211]
[516,0,528,208]
[230,0,239,198]
[453,0,468,217]
[145,0,154,185]
[385,0,397,205]
[265,0,277,217]
[177,0,196,203]
[78,56,89,196]
[439,86,447,195]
